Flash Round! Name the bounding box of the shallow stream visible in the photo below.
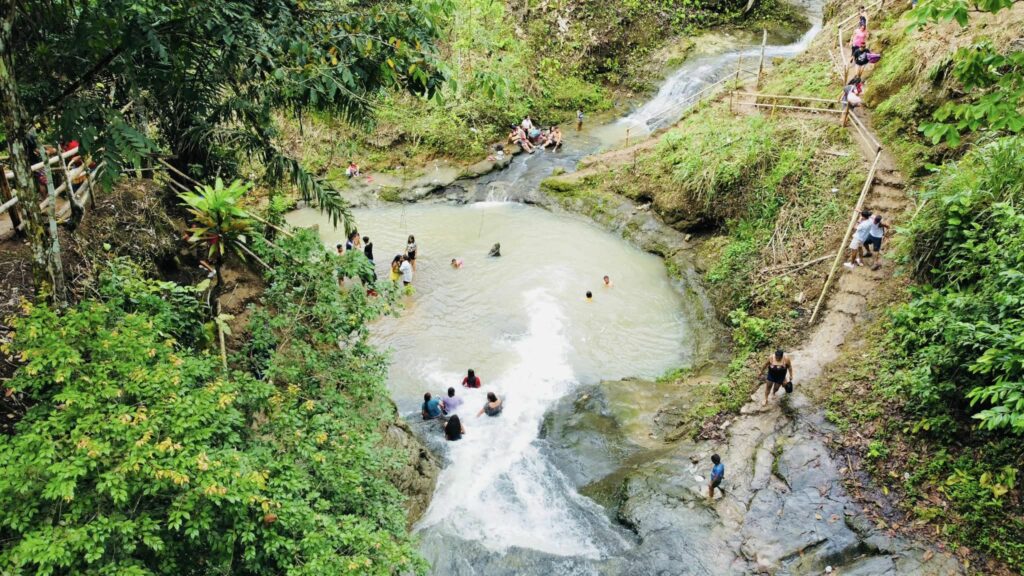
[286,3,827,572]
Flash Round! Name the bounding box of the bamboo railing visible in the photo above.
[724,86,886,324]
[1,145,106,239]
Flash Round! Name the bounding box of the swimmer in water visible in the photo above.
[603,275,613,287]
[443,414,465,441]
[462,369,481,388]
[451,258,463,269]
[586,291,593,301]
[477,392,503,417]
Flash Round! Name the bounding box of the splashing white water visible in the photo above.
[417,289,621,557]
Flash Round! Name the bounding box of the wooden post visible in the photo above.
[0,167,22,234]
[757,29,768,89]
[37,143,66,306]
[840,28,850,83]
[730,56,742,112]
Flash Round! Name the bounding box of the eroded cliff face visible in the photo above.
[383,417,440,526]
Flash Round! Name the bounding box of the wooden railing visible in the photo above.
[1,145,106,238]
[726,87,886,324]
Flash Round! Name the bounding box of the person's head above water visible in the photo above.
[424,392,432,402]
[603,275,610,285]
[586,291,593,299]
[775,349,784,360]
[448,387,456,398]
[363,236,369,243]
[336,243,343,252]
[407,234,415,244]
[487,392,498,403]
[711,453,721,465]
[467,368,476,381]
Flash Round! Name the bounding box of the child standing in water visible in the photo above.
[406,235,418,271]
[708,454,725,499]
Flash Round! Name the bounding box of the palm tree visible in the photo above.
[179,178,254,296]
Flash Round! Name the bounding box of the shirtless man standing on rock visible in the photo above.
[762,349,793,406]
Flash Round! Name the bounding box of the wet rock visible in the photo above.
[381,416,440,526]
[540,387,638,489]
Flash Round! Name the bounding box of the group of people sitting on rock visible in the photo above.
[421,369,504,441]
[508,116,563,154]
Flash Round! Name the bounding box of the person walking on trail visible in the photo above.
[839,77,864,124]
[762,349,793,406]
[858,5,868,28]
[576,109,584,131]
[462,369,481,389]
[863,214,889,269]
[851,23,868,55]
[844,210,874,269]
[708,454,725,500]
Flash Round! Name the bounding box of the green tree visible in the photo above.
[1,0,448,296]
[910,0,1024,145]
[0,251,424,575]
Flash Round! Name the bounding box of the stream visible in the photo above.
[286,3,831,573]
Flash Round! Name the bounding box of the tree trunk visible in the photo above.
[0,7,57,295]
[37,142,67,307]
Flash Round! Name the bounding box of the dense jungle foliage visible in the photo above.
[0,235,421,575]
[288,0,803,169]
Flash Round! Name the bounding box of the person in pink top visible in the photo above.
[851,23,868,52]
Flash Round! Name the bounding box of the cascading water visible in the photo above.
[618,0,824,134]
[285,2,829,572]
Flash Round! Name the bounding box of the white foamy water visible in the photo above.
[617,5,824,135]
[287,203,695,558]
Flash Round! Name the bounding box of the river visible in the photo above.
[286,3,826,572]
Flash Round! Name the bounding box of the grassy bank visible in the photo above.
[544,102,863,432]
[543,2,1024,569]
[279,0,810,184]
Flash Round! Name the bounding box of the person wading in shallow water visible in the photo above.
[477,392,503,417]
[462,369,481,388]
[761,349,793,406]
